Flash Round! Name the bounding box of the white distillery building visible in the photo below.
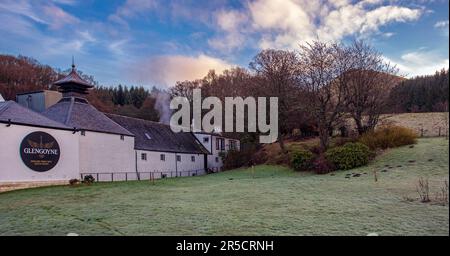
[0,64,239,186]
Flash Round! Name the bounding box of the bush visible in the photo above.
[222,149,250,170]
[312,154,336,174]
[69,179,80,186]
[359,125,417,150]
[290,149,314,171]
[82,175,95,184]
[325,142,373,170]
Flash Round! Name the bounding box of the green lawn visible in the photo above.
[0,138,448,236]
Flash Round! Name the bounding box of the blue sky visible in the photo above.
[0,0,448,89]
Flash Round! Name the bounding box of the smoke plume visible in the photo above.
[154,91,171,124]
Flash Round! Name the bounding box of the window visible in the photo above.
[191,156,195,162]
[141,153,147,161]
[215,157,219,163]
[229,140,236,150]
[216,138,225,151]
[80,130,85,136]
[220,139,225,151]
[176,155,181,162]
[120,135,124,140]
[160,154,165,161]
[203,137,209,143]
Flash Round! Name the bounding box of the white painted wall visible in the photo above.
[0,124,79,182]
[136,150,205,179]
[78,131,135,175]
[194,133,212,153]
[207,135,241,171]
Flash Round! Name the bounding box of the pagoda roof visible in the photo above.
[53,68,94,88]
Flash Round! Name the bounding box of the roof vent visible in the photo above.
[145,133,152,140]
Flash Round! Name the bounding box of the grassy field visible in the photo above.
[378,112,449,137]
[0,138,448,236]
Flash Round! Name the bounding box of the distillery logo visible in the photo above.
[20,131,60,172]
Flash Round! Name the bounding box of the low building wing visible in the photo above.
[107,114,209,154]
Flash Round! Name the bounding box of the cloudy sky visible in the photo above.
[0,0,448,88]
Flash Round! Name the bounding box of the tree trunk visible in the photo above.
[278,133,287,153]
[319,127,330,151]
[354,116,365,135]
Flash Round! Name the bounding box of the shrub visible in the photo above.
[359,125,417,150]
[325,142,373,170]
[69,179,80,186]
[222,149,250,170]
[312,154,336,174]
[82,175,95,184]
[290,149,314,171]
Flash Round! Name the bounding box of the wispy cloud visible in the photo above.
[108,0,157,26]
[385,49,449,77]
[0,0,79,29]
[210,0,423,50]
[130,54,233,87]
[434,19,449,36]
[434,20,449,28]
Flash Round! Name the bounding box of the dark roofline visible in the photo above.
[135,147,207,155]
[106,113,172,128]
[0,120,75,132]
[194,131,238,140]
[16,90,46,96]
[106,113,210,154]
[78,128,135,137]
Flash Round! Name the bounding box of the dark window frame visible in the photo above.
[141,153,147,161]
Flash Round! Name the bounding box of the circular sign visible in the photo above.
[20,132,60,172]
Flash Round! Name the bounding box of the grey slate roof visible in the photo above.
[42,97,134,136]
[107,114,209,154]
[0,101,71,130]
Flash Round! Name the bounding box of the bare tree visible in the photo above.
[343,40,401,135]
[169,79,202,104]
[249,49,300,152]
[297,41,349,150]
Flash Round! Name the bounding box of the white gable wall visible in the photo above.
[78,131,135,174]
[0,124,79,183]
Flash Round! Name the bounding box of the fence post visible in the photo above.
[421,128,424,137]
[111,173,114,182]
[439,127,441,137]
[125,172,128,181]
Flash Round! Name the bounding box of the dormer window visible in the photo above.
[145,133,151,140]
